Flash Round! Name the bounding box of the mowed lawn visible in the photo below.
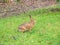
[0,5,60,45]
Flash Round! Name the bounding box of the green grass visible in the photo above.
[0,5,60,45]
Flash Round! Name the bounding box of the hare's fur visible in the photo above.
[18,15,36,32]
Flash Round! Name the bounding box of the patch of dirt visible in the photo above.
[0,0,56,18]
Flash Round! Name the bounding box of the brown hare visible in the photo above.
[18,15,36,32]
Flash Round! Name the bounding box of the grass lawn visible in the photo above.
[0,5,60,45]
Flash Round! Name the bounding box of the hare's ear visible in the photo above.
[29,15,32,18]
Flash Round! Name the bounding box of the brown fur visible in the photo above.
[18,15,36,32]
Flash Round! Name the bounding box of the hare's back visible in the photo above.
[19,22,31,29]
